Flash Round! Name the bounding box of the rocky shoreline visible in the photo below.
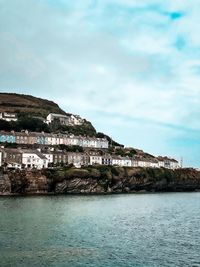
[1,166,200,195]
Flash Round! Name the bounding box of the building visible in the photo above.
[42,152,54,166]
[157,156,179,169]
[1,148,23,169]
[15,131,29,144]
[102,154,112,165]
[0,131,16,143]
[133,157,149,168]
[0,130,109,149]
[0,112,18,122]
[52,151,68,166]
[89,155,102,165]
[112,156,132,167]
[46,113,70,125]
[149,159,159,168]
[157,157,165,168]
[67,152,89,168]
[169,158,179,169]
[68,115,84,126]
[22,150,48,169]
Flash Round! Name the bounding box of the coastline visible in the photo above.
[1,166,200,196]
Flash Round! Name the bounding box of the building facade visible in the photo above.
[0,112,18,122]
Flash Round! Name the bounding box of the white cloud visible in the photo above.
[0,0,200,166]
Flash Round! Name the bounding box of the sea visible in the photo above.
[0,193,200,267]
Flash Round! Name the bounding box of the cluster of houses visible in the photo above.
[0,112,180,171]
[46,113,84,126]
[0,111,84,126]
[0,147,180,170]
[0,131,109,148]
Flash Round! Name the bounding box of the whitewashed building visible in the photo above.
[46,113,70,125]
[112,156,132,167]
[46,113,84,126]
[134,157,149,168]
[157,156,179,169]
[68,115,84,125]
[168,158,179,169]
[149,159,159,168]
[0,112,18,122]
[102,155,112,165]
[157,157,165,168]
[89,155,102,165]
[22,150,48,169]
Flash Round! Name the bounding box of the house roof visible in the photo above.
[20,149,47,160]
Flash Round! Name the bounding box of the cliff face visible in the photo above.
[1,167,200,195]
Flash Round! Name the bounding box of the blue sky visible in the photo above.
[0,0,200,167]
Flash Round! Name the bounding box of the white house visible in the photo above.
[131,158,138,167]
[149,159,159,168]
[135,158,149,168]
[0,112,18,122]
[102,155,112,165]
[22,150,48,169]
[157,157,165,168]
[168,159,179,169]
[43,152,54,165]
[96,138,109,149]
[46,113,69,125]
[112,156,131,167]
[157,156,179,169]
[46,113,84,126]
[89,155,102,165]
[68,115,83,126]
[122,157,132,167]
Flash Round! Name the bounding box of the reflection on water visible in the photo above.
[1,194,200,267]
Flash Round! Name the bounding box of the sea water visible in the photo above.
[0,193,200,267]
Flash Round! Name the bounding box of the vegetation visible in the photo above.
[0,92,66,117]
[58,145,83,152]
[96,132,124,147]
[0,92,123,146]
[0,115,95,136]
[50,119,96,136]
[0,117,49,132]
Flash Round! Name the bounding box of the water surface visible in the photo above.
[0,193,200,267]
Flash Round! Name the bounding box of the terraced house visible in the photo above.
[67,152,89,168]
[1,148,23,169]
[0,131,109,148]
[0,131,16,143]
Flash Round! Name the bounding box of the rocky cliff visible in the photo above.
[1,166,200,195]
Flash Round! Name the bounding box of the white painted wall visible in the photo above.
[22,153,48,169]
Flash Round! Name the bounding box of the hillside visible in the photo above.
[0,92,97,136]
[0,93,66,117]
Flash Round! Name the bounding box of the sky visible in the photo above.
[0,0,200,167]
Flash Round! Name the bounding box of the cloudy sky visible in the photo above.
[0,0,200,167]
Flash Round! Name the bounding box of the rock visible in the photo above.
[1,167,200,195]
[0,173,11,195]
